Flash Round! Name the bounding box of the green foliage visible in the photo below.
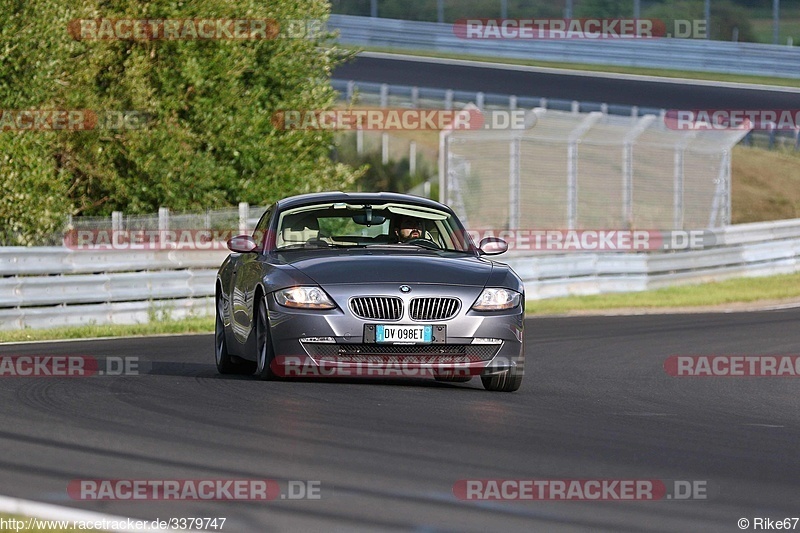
[644,0,756,41]
[574,0,631,18]
[1,0,359,244]
[332,136,434,194]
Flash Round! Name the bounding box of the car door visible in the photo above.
[231,206,273,345]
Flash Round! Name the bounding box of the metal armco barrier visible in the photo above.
[0,248,227,331]
[4,218,800,329]
[328,15,800,80]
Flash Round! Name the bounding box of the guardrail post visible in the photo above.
[356,129,364,154]
[476,92,485,110]
[768,122,776,149]
[444,90,453,111]
[600,103,608,115]
[571,101,579,114]
[509,95,517,110]
[158,207,169,247]
[238,202,249,235]
[411,86,419,108]
[112,211,123,232]
[631,106,639,119]
[380,83,388,108]
[794,127,799,151]
[346,80,355,103]
[539,97,548,109]
[382,133,389,164]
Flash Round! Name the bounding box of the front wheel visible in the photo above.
[253,296,277,380]
[481,353,524,392]
[215,297,235,374]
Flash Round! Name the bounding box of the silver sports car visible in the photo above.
[215,192,525,392]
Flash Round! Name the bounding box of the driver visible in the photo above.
[393,215,425,243]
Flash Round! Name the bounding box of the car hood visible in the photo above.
[275,249,493,287]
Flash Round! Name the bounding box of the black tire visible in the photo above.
[481,355,524,392]
[434,375,472,383]
[215,296,236,374]
[253,295,277,380]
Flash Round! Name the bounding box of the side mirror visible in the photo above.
[227,234,258,253]
[478,237,508,255]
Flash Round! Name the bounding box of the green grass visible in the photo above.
[526,272,800,315]
[0,316,214,344]
[349,46,800,88]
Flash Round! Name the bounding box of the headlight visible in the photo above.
[471,288,521,311]
[275,287,336,309]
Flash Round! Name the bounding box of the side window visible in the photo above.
[253,206,273,249]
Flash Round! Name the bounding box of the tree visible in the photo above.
[0,0,360,244]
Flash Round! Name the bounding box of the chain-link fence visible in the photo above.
[441,108,750,230]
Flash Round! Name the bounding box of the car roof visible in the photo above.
[275,191,454,213]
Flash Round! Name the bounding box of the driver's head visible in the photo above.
[394,215,424,242]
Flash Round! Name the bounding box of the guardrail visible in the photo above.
[0,248,227,331]
[329,14,800,79]
[4,217,800,329]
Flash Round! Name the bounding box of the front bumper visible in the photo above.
[266,286,524,378]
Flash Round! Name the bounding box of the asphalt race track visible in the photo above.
[333,53,800,110]
[2,310,800,531]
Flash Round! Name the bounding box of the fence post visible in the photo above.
[509,137,521,230]
[566,113,603,229]
[409,141,417,175]
[673,147,685,229]
[346,80,355,103]
[382,133,389,164]
[238,202,249,235]
[438,130,450,204]
[709,150,731,227]
[622,115,655,228]
[411,86,419,108]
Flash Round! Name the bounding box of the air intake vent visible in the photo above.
[409,297,460,321]
[349,297,403,320]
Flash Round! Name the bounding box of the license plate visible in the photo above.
[376,325,432,343]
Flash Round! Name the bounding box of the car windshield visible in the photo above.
[275,202,475,252]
